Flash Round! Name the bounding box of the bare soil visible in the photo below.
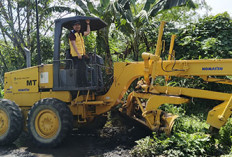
[0,112,151,157]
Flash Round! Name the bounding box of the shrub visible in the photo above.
[131,132,213,157]
[218,118,232,152]
[173,116,209,134]
[0,87,3,98]
[159,104,186,116]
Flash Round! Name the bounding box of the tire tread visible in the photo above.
[0,99,23,145]
[27,98,73,147]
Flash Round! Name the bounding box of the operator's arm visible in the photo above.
[84,19,90,36]
[70,40,82,59]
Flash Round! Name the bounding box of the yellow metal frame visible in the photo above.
[4,21,232,135]
[123,91,188,133]
[117,21,232,134]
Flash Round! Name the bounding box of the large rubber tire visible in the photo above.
[0,99,23,145]
[27,98,73,147]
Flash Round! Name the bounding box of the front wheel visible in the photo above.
[0,99,23,145]
[27,98,73,147]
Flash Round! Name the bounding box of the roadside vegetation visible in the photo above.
[0,85,3,98]
[131,105,232,156]
[0,0,232,156]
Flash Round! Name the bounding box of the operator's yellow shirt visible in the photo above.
[69,32,86,57]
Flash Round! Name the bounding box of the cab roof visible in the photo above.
[55,16,107,31]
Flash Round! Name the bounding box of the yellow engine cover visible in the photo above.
[4,64,72,107]
[5,66,39,94]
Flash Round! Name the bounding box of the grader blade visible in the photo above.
[122,91,189,134]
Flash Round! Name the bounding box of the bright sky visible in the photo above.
[203,0,232,16]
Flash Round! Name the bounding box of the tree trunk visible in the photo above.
[133,30,139,61]
[0,50,9,72]
[97,27,112,68]
[143,33,150,52]
[26,0,31,50]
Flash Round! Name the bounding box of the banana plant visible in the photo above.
[114,0,195,61]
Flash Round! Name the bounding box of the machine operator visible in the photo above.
[69,19,90,87]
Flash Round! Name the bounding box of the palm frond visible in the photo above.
[149,0,195,17]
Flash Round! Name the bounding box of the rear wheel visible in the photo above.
[27,98,73,147]
[0,99,23,145]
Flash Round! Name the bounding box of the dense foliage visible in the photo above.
[175,12,232,60]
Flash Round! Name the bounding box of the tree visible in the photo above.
[0,0,76,69]
[0,0,80,87]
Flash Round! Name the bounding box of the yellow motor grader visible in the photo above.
[1,16,232,147]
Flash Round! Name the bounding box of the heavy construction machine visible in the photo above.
[1,16,232,147]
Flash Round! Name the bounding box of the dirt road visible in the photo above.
[0,114,150,157]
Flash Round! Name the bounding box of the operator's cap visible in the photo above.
[72,20,81,26]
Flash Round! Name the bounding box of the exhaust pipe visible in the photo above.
[24,47,31,67]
